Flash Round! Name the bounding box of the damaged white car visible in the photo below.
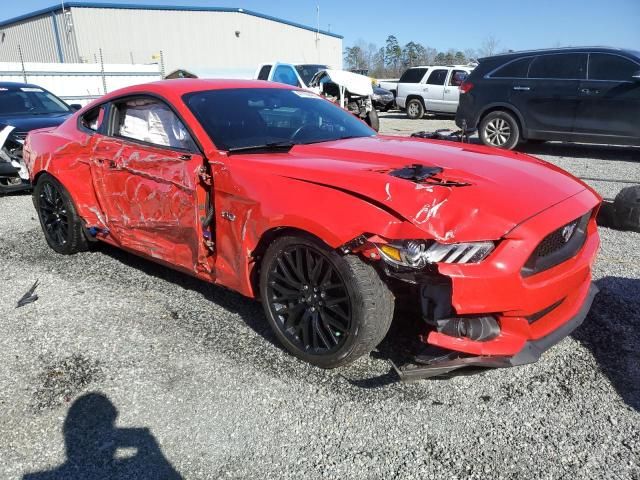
[255,63,379,131]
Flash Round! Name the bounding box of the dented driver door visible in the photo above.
[89,96,210,274]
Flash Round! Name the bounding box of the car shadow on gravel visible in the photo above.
[379,112,456,121]
[517,142,640,163]
[23,392,182,479]
[572,276,640,411]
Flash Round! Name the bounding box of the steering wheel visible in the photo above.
[290,124,317,142]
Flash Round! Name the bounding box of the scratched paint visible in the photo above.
[23,80,602,365]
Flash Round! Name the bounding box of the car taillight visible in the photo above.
[459,81,474,94]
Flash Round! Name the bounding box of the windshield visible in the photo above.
[0,86,70,115]
[184,88,375,151]
[294,64,327,86]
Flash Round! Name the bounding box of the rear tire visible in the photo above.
[479,110,520,150]
[259,235,394,368]
[34,173,88,254]
[406,98,425,120]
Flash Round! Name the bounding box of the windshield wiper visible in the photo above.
[227,141,296,154]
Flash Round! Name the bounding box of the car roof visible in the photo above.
[407,65,471,69]
[0,81,47,89]
[479,46,640,62]
[101,78,292,99]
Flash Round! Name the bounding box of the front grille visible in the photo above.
[533,219,579,258]
[521,211,591,277]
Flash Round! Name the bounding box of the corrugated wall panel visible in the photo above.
[0,14,60,62]
[70,7,342,74]
[51,10,81,63]
[0,10,81,63]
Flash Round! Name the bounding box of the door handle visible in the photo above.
[513,86,530,91]
[580,88,600,95]
[444,89,450,93]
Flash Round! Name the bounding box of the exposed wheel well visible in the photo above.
[406,95,425,107]
[479,106,524,138]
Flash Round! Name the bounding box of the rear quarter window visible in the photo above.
[588,53,639,81]
[399,68,427,83]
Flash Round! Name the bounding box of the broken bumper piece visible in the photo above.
[0,161,30,193]
[392,283,599,381]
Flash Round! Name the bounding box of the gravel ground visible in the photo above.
[1,112,639,479]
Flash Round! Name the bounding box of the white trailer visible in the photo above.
[0,62,162,105]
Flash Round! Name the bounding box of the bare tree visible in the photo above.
[479,36,500,57]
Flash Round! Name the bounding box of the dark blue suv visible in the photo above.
[455,47,640,149]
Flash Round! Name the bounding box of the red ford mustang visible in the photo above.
[24,80,600,378]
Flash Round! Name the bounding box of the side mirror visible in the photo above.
[69,104,82,111]
[632,70,640,81]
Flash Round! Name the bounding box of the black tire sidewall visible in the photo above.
[480,111,520,150]
[366,109,380,131]
[34,173,87,254]
[259,236,377,368]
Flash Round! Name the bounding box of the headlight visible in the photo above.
[377,240,495,268]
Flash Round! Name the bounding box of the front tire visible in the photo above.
[406,98,425,119]
[259,235,394,368]
[34,173,88,254]
[479,110,520,149]
[365,108,379,132]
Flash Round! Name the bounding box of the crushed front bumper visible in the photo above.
[392,283,599,380]
[389,188,601,380]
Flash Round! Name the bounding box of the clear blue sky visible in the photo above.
[3,0,639,52]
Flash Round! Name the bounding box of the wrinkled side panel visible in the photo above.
[25,128,106,229]
[210,156,429,297]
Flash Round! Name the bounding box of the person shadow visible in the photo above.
[23,392,182,480]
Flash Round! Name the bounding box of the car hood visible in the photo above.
[231,136,589,242]
[0,113,71,133]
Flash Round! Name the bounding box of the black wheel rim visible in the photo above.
[39,182,69,247]
[266,245,352,355]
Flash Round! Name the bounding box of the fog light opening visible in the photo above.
[437,315,500,342]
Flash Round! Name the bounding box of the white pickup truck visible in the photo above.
[395,65,473,119]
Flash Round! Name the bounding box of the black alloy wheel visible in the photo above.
[265,244,352,355]
[38,181,70,247]
[34,173,88,254]
[260,235,394,368]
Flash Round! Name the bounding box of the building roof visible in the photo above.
[0,2,343,39]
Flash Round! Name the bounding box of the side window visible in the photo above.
[257,65,272,81]
[272,65,300,87]
[426,69,448,85]
[80,105,105,132]
[528,53,587,79]
[399,68,427,83]
[114,97,194,150]
[449,70,468,86]
[589,53,639,81]
[491,57,532,78]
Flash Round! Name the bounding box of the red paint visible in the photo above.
[23,79,601,363]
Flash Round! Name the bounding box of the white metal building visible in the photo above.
[0,2,343,76]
